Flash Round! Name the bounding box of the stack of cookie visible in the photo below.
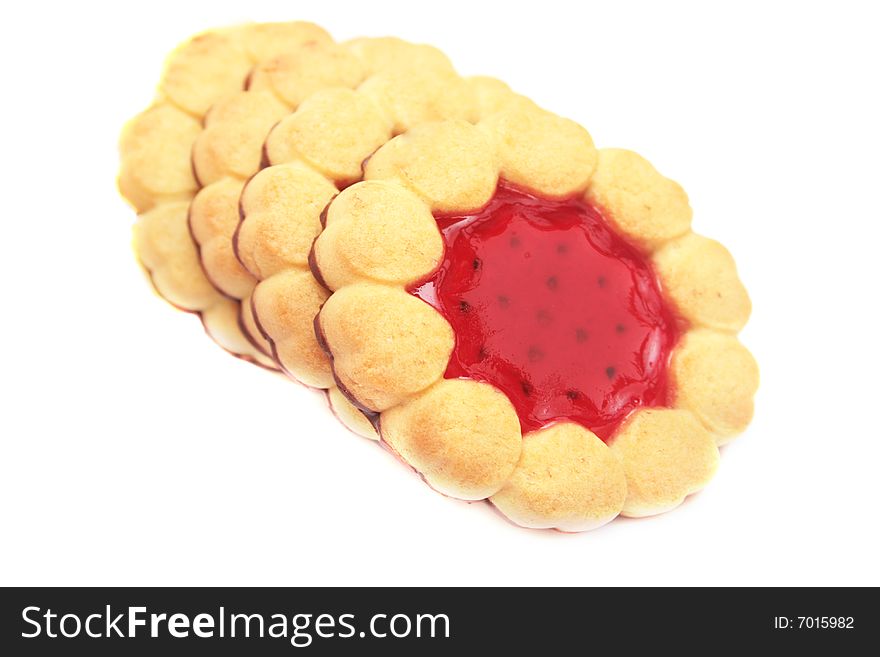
[119,21,758,531]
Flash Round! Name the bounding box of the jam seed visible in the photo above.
[459,300,471,313]
[528,346,544,362]
[520,381,533,396]
[497,295,510,308]
[566,390,579,400]
[598,276,607,288]
[605,366,616,380]
[615,323,626,334]
[546,276,558,290]
[576,328,589,342]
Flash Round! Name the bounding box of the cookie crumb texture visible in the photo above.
[311,108,758,530]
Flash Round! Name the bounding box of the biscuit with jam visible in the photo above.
[299,103,758,530]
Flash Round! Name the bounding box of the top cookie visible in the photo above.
[302,104,757,530]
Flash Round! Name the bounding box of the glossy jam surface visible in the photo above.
[410,184,679,439]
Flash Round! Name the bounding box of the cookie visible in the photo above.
[120,21,332,368]
[303,103,757,530]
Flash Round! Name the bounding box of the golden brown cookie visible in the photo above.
[491,423,627,532]
[608,409,719,517]
[303,107,757,530]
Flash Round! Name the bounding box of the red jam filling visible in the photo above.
[410,183,680,440]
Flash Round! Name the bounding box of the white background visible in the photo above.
[1,0,878,586]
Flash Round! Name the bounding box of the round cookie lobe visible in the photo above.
[189,178,257,299]
[314,181,444,289]
[237,21,332,62]
[585,148,692,252]
[653,232,752,332]
[118,104,201,213]
[248,40,366,108]
[357,67,478,135]
[236,162,338,280]
[159,30,253,118]
[490,423,628,532]
[192,90,289,185]
[264,87,393,184]
[364,120,500,213]
[671,329,759,443]
[381,379,522,500]
[251,269,334,388]
[478,99,598,198]
[609,408,720,517]
[134,201,222,310]
[318,283,454,412]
